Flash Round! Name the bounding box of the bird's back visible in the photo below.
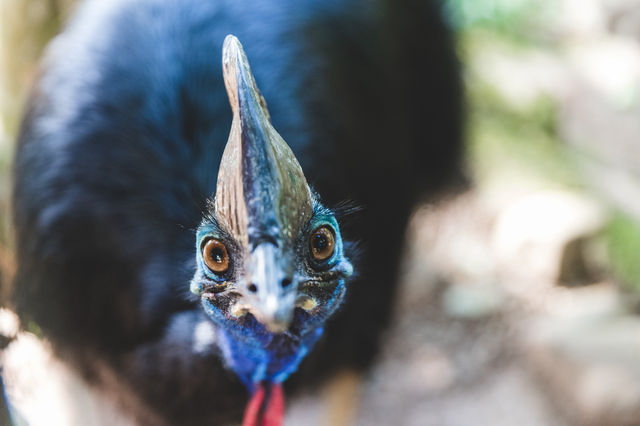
[12,0,462,423]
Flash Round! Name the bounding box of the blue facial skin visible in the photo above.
[190,202,353,389]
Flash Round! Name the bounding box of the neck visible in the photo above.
[218,324,324,389]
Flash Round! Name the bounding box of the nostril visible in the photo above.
[281,278,292,288]
[248,283,258,293]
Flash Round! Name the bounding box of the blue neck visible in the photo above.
[218,325,324,389]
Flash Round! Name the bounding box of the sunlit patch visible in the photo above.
[193,320,216,353]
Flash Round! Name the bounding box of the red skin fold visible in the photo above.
[243,383,284,426]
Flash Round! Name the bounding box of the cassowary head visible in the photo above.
[190,36,353,369]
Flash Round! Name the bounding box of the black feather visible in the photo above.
[12,0,463,423]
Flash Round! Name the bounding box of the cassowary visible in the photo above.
[10,0,462,424]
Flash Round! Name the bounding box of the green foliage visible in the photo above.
[606,212,640,291]
[449,0,578,187]
[26,320,43,338]
[447,0,531,26]
[466,82,581,188]
[446,0,554,46]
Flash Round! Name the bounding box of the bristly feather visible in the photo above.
[201,198,220,228]
[332,199,363,218]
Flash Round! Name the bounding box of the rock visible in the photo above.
[492,190,607,287]
[473,48,571,108]
[601,0,640,39]
[442,282,506,319]
[524,314,640,426]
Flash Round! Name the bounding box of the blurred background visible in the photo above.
[2,0,640,425]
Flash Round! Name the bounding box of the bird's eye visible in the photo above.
[310,226,335,261]
[202,239,230,273]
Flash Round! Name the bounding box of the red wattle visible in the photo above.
[242,384,265,426]
[263,383,284,426]
[242,383,284,426]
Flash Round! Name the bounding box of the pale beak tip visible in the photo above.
[263,318,291,334]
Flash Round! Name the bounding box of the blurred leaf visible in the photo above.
[466,80,581,188]
[606,212,640,291]
[446,0,554,46]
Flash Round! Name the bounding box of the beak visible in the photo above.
[244,243,296,333]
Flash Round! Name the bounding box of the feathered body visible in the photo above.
[12,0,462,424]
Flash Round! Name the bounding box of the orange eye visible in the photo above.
[310,226,335,261]
[202,239,230,273]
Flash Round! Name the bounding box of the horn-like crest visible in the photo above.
[215,35,312,247]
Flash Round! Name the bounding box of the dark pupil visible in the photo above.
[314,233,328,251]
[211,248,225,263]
